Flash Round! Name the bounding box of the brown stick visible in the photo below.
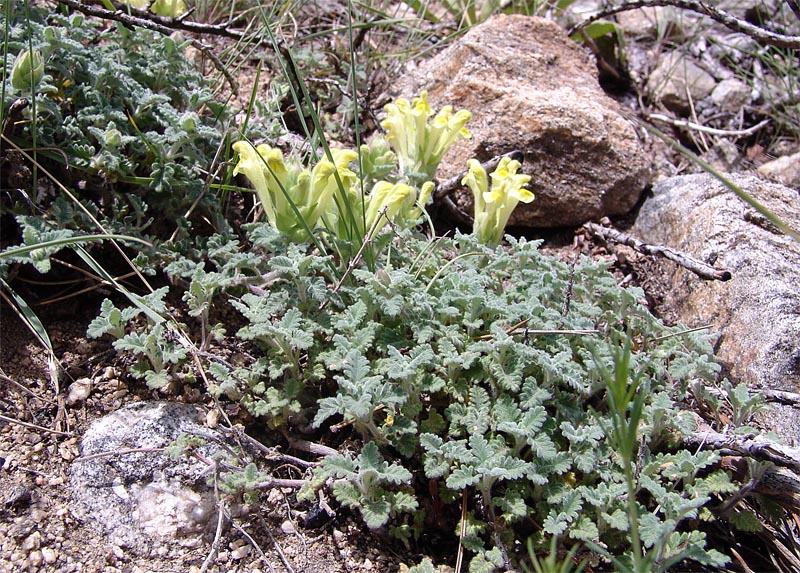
[433,150,525,202]
[56,0,240,92]
[685,426,800,474]
[583,222,732,281]
[569,0,800,50]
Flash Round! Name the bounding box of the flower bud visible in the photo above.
[11,49,44,92]
[103,128,122,148]
[179,112,197,133]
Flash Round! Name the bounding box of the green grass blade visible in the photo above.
[0,234,153,260]
[73,247,165,325]
[0,277,54,357]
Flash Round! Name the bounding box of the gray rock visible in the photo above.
[710,78,753,112]
[758,151,800,188]
[393,14,653,228]
[645,51,717,113]
[632,173,800,443]
[70,402,234,556]
[615,6,683,39]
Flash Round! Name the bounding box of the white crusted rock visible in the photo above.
[632,173,800,443]
[70,402,234,557]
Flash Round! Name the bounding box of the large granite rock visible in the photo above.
[393,14,653,228]
[632,173,800,443]
[70,402,233,556]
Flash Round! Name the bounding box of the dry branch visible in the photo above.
[569,0,800,50]
[583,222,732,281]
[56,0,241,92]
[433,150,525,202]
[685,426,800,474]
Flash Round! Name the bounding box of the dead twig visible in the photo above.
[0,413,74,437]
[648,114,772,138]
[228,515,274,573]
[700,384,800,409]
[281,432,339,458]
[200,465,227,573]
[760,389,800,408]
[433,150,524,202]
[569,0,800,50]
[56,0,240,93]
[455,490,468,573]
[583,222,732,281]
[685,426,800,474]
[257,513,296,573]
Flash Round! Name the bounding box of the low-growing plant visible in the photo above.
[2,3,778,571]
[94,222,740,570]
[1,0,229,240]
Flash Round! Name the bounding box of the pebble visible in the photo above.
[332,529,345,543]
[363,558,373,570]
[27,549,43,567]
[66,378,93,405]
[231,545,251,560]
[30,506,47,523]
[21,531,41,551]
[280,520,296,535]
[42,546,57,564]
[75,340,92,355]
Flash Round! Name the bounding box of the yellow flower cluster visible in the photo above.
[232,141,431,243]
[381,91,471,185]
[233,94,533,246]
[462,157,534,246]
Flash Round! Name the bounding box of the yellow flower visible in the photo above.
[123,0,187,16]
[382,92,471,184]
[233,141,358,242]
[462,156,533,245]
[233,141,278,227]
[306,148,359,228]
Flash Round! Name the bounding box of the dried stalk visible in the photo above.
[56,0,240,92]
[685,426,800,474]
[583,222,732,281]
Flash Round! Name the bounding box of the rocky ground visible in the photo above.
[2,1,799,572]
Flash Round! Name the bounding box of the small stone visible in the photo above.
[30,506,47,523]
[110,389,129,400]
[27,550,43,567]
[231,545,251,560]
[280,520,296,535]
[645,51,716,113]
[75,340,91,355]
[332,529,345,543]
[59,441,79,462]
[363,558,373,570]
[758,151,800,188]
[4,485,31,510]
[710,78,752,112]
[41,546,57,564]
[205,408,220,429]
[21,531,41,551]
[66,378,93,405]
